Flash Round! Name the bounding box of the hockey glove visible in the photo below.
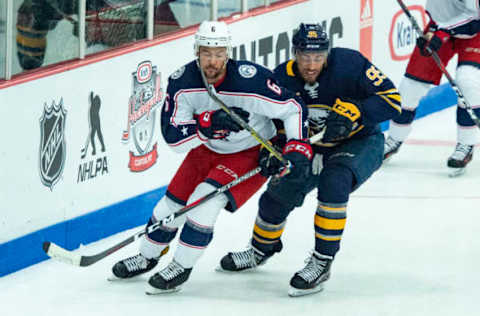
[322,98,362,143]
[197,107,249,139]
[417,29,449,57]
[281,139,313,182]
[258,133,287,177]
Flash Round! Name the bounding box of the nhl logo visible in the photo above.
[122,61,163,172]
[39,98,67,190]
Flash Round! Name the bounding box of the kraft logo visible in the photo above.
[389,5,427,61]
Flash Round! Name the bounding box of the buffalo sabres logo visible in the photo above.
[238,64,257,78]
[304,82,319,99]
[39,99,67,190]
[308,105,329,134]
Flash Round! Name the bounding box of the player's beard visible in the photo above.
[203,63,226,82]
[300,68,321,84]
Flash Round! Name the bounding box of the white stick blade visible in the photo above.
[44,242,82,266]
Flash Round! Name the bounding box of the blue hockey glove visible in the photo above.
[322,98,362,143]
[197,107,249,139]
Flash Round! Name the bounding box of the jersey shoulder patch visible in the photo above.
[170,66,186,80]
[238,64,257,78]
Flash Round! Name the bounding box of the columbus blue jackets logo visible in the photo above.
[170,66,185,80]
[122,61,163,172]
[238,64,257,78]
[39,99,67,190]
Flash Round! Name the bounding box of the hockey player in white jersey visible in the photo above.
[385,0,480,176]
[109,21,310,294]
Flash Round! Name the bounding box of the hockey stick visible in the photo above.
[396,0,480,128]
[42,130,325,267]
[196,60,289,166]
[42,166,262,267]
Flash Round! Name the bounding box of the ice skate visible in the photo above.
[447,143,474,177]
[217,246,270,272]
[145,260,192,295]
[288,251,333,297]
[108,246,169,281]
[383,135,403,162]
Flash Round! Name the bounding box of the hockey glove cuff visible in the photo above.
[322,98,362,143]
[281,139,313,181]
[197,107,249,139]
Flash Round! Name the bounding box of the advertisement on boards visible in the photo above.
[121,61,163,172]
[389,4,427,61]
[38,99,67,190]
[360,0,374,60]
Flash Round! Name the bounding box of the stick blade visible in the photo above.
[42,241,82,266]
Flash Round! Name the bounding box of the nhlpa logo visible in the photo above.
[389,5,427,61]
[39,98,67,190]
[122,61,163,172]
[78,92,109,183]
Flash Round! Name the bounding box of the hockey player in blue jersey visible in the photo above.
[219,23,402,297]
[110,21,310,294]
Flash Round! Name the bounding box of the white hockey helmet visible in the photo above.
[194,21,232,58]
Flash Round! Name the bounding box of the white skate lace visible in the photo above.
[384,136,402,154]
[159,261,185,281]
[123,254,148,272]
[231,248,258,269]
[450,143,474,160]
[297,254,329,282]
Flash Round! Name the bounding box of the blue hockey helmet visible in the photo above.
[292,23,329,54]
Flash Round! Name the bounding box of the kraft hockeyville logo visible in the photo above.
[39,98,67,190]
[389,5,427,61]
[122,61,163,172]
[77,92,109,183]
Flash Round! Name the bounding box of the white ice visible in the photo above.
[1,106,479,316]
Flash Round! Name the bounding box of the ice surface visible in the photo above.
[1,107,479,316]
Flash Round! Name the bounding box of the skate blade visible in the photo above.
[107,274,144,282]
[214,264,257,273]
[288,284,324,297]
[382,155,393,164]
[145,283,181,295]
[448,167,466,178]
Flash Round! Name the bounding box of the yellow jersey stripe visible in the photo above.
[308,104,331,109]
[376,88,399,95]
[253,235,281,244]
[379,95,402,113]
[315,216,347,230]
[386,93,401,102]
[286,60,295,77]
[16,34,46,48]
[253,225,284,239]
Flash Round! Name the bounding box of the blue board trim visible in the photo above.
[0,186,167,277]
[0,83,459,277]
[380,83,458,131]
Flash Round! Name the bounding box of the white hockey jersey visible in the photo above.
[161,59,308,154]
[426,0,480,36]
